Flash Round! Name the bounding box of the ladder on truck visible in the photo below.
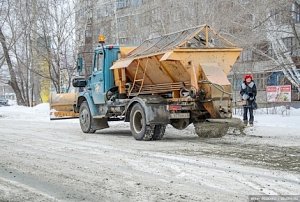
[129,59,149,96]
[266,18,300,90]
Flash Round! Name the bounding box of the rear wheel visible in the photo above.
[130,103,154,141]
[79,101,96,133]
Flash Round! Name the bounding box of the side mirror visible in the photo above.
[72,77,86,88]
[77,57,83,73]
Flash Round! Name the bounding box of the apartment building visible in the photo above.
[75,0,300,102]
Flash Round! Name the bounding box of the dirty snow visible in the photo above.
[0,104,299,201]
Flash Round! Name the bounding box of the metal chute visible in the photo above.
[111,24,242,118]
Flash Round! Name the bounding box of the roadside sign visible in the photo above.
[266,85,291,102]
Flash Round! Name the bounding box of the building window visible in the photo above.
[141,11,151,26]
[270,7,289,24]
[117,16,128,32]
[267,72,285,86]
[116,0,129,9]
[253,42,270,61]
[254,73,265,90]
[173,10,181,22]
[131,0,143,7]
[240,49,253,62]
[234,78,243,91]
[283,37,296,55]
[119,37,129,44]
[96,8,101,18]
[294,2,300,23]
[151,7,161,23]
[97,5,110,18]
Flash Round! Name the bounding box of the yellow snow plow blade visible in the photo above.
[50,93,79,120]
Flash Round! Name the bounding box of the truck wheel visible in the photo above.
[194,122,228,138]
[130,103,153,141]
[79,101,96,133]
[152,125,166,140]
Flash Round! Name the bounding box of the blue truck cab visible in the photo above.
[72,44,124,132]
[88,45,119,104]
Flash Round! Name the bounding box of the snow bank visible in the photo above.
[0,103,50,121]
[7,99,17,106]
[291,107,300,116]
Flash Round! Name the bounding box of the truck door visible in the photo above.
[90,50,106,104]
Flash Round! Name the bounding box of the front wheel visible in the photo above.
[130,103,154,141]
[79,101,96,133]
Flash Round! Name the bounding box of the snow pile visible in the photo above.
[0,103,50,121]
[7,99,17,106]
[291,107,300,116]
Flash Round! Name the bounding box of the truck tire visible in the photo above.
[79,101,96,133]
[130,103,153,141]
[194,122,228,138]
[152,125,166,140]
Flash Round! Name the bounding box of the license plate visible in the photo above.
[167,105,182,111]
[169,113,190,119]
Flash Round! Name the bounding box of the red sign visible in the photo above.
[266,85,291,102]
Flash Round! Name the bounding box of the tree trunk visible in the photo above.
[0,28,26,105]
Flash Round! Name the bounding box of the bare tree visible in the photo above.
[37,0,77,93]
[0,0,77,106]
[0,1,27,105]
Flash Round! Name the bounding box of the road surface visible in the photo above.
[0,113,299,201]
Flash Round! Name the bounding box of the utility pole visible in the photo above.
[2,85,5,98]
[30,0,38,106]
[114,0,119,44]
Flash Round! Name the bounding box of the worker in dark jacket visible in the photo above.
[240,74,257,126]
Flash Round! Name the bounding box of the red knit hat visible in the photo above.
[244,74,253,81]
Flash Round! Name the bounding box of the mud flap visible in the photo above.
[92,118,109,131]
[50,93,79,120]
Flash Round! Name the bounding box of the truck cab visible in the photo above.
[72,43,133,134]
[87,45,119,104]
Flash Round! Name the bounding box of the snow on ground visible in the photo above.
[0,104,300,201]
[0,103,50,121]
[1,103,300,136]
[251,106,300,127]
[1,103,300,148]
